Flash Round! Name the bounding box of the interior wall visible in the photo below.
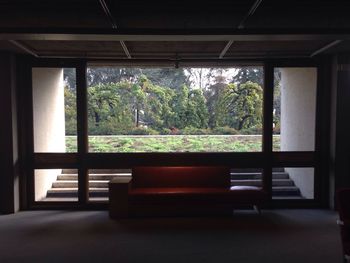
[32,68,65,201]
[280,68,317,198]
[332,54,350,200]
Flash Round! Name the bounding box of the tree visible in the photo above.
[230,67,263,87]
[87,83,134,135]
[273,69,281,133]
[141,68,189,90]
[205,75,228,128]
[64,86,77,135]
[217,81,263,130]
[187,89,209,128]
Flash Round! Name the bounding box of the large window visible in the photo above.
[86,67,264,152]
[28,61,322,207]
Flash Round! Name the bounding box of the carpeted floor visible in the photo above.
[0,209,343,263]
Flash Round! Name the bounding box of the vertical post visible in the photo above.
[0,53,20,214]
[263,62,274,199]
[76,61,89,204]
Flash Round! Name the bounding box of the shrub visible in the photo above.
[212,126,238,135]
[160,128,172,135]
[180,127,211,135]
[128,127,159,135]
[240,125,263,135]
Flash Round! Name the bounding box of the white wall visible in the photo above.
[32,68,65,200]
[285,168,314,199]
[280,68,316,199]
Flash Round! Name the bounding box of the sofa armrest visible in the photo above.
[109,178,132,219]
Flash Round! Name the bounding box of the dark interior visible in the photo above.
[0,1,350,261]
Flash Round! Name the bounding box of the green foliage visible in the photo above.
[216,81,263,131]
[64,68,265,136]
[128,127,159,135]
[64,86,77,135]
[231,67,263,87]
[66,135,276,153]
[240,125,263,135]
[180,127,211,135]
[212,126,238,135]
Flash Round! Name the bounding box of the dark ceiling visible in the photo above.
[0,0,350,61]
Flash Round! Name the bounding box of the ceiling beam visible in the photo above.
[0,29,350,42]
[310,40,342,57]
[219,0,263,59]
[238,0,263,29]
[219,40,234,58]
[98,0,132,59]
[8,40,38,57]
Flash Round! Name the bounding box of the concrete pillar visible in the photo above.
[280,68,317,199]
[32,68,65,201]
[0,53,20,214]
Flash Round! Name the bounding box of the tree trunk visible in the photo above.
[94,112,100,127]
[238,115,251,130]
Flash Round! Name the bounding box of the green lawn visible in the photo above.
[66,135,281,152]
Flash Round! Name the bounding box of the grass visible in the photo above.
[66,135,281,153]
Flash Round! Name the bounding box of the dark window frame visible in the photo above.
[21,57,327,209]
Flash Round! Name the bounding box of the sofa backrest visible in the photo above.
[131,166,230,188]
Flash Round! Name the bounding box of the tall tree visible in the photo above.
[205,75,228,128]
[230,67,263,86]
[217,81,263,130]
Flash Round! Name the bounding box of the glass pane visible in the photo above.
[230,168,263,189]
[87,67,263,152]
[32,68,77,153]
[35,169,78,202]
[273,68,317,151]
[272,167,314,200]
[88,169,132,202]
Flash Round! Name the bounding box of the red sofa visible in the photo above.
[109,166,268,218]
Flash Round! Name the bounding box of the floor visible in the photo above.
[0,209,343,263]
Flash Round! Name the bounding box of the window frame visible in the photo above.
[21,57,326,209]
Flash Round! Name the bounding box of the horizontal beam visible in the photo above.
[1,28,350,41]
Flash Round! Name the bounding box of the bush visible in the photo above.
[240,125,263,135]
[88,121,133,135]
[212,126,238,135]
[180,127,211,135]
[128,127,159,135]
[160,128,172,135]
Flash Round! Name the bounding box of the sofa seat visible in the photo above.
[129,187,266,205]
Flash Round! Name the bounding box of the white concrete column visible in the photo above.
[280,68,317,199]
[32,68,65,200]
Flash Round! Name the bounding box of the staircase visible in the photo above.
[43,168,302,201]
[44,169,131,201]
[230,168,302,199]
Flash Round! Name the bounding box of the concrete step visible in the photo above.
[231,179,294,187]
[230,168,284,173]
[272,186,300,196]
[62,169,131,174]
[230,172,289,180]
[46,188,108,198]
[52,180,109,188]
[57,173,131,180]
